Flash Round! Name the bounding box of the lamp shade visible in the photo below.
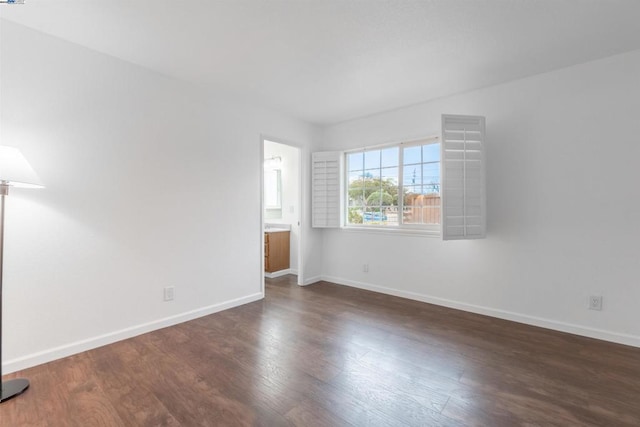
[0,146,44,188]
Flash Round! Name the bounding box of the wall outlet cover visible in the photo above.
[589,295,602,311]
[164,287,175,302]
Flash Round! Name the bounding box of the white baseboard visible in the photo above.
[302,275,323,286]
[264,268,297,279]
[320,275,640,348]
[3,292,264,374]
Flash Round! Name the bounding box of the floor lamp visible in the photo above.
[0,146,43,403]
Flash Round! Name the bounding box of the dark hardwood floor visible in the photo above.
[2,275,640,426]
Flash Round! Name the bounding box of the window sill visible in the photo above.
[341,225,441,238]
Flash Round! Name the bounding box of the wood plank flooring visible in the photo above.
[2,275,640,426]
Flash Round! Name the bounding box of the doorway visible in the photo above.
[261,138,303,290]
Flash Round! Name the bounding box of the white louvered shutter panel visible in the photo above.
[441,115,486,240]
[312,152,341,228]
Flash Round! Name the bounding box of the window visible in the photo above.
[311,114,486,240]
[346,138,441,230]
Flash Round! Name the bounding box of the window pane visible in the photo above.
[381,147,399,167]
[380,167,398,206]
[408,203,441,224]
[403,165,421,186]
[403,185,420,203]
[367,190,382,207]
[422,143,440,163]
[404,206,421,224]
[348,171,364,206]
[422,162,439,178]
[347,152,363,171]
[364,150,381,170]
[363,209,389,225]
[381,166,398,182]
[403,145,421,165]
[360,177,378,205]
[424,183,440,195]
[422,163,440,194]
[364,168,380,180]
[402,187,418,224]
[421,205,441,224]
[348,207,363,224]
[367,188,394,206]
[383,205,399,225]
[349,170,363,182]
[404,190,441,224]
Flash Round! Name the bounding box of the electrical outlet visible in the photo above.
[164,286,175,302]
[363,263,369,273]
[588,295,602,311]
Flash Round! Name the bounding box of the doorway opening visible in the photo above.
[261,138,303,291]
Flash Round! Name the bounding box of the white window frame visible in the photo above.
[344,136,441,235]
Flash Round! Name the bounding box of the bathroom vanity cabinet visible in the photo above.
[264,230,290,273]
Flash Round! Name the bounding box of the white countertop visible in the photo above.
[264,223,291,233]
[264,228,290,233]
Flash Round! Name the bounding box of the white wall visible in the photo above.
[264,140,300,272]
[320,49,640,347]
[0,20,323,372]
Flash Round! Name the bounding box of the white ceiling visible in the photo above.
[2,1,640,125]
